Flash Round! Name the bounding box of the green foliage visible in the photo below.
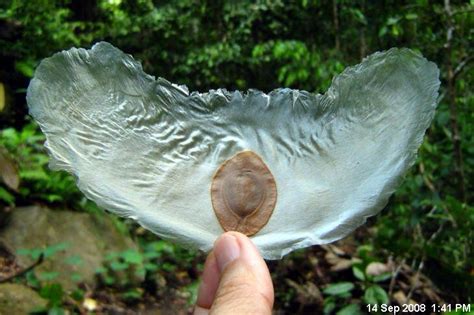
[322,282,355,314]
[97,239,199,288]
[16,243,69,290]
[0,186,14,204]
[0,123,76,204]
[97,249,143,287]
[252,40,344,91]
[320,244,394,314]
[336,304,362,315]
[0,123,102,212]
[15,243,69,314]
[364,285,389,306]
[39,283,65,314]
[121,288,144,301]
[17,242,68,261]
[323,282,354,296]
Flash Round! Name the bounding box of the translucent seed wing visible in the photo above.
[27,43,440,259]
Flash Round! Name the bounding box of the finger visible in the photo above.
[210,232,274,314]
[195,251,220,311]
[229,231,274,306]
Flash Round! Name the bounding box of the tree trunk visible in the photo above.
[332,0,340,51]
[444,0,466,201]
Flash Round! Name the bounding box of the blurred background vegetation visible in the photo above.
[0,0,472,314]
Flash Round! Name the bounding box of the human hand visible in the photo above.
[194,232,274,315]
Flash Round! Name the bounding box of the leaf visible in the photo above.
[104,275,115,285]
[19,169,49,180]
[143,251,161,259]
[337,304,362,315]
[16,248,33,256]
[38,271,60,281]
[353,265,365,281]
[25,271,40,289]
[1,128,20,145]
[146,241,174,254]
[387,17,400,25]
[15,60,35,78]
[323,282,355,296]
[0,186,15,204]
[95,267,107,274]
[105,252,119,260]
[47,306,66,315]
[351,9,367,25]
[40,283,63,306]
[356,245,373,260]
[17,248,43,260]
[70,273,82,282]
[373,272,392,282]
[364,285,389,305]
[0,147,20,191]
[184,281,200,304]
[110,261,129,271]
[65,255,83,265]
[43,243,68,258]
[323,298,336,315]
[45,194,63,203]
[121,250,143,264]
[391,25,401,37]
[122,288,143,300]
[135,268,146,278]
[144,262,158,271]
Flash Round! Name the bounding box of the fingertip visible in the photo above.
[214,233,241,272]
[223,232,275,307]
[199,232,274,312]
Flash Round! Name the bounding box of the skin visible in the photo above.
[194,232,274,315]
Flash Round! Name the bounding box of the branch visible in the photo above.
[452,8,474,16]
[332,0,340,51]
[453,55,473,80]
[0,253,44,283]
[388,258,405,303]
[418,162,457,227]
[405,258,424,303]
[443,0,466,201]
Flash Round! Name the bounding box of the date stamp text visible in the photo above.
[366,303,471,313]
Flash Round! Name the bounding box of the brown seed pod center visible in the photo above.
[211,151,277,236]
[223,169,265,218]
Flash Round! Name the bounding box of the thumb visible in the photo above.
[209,232,274,315]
